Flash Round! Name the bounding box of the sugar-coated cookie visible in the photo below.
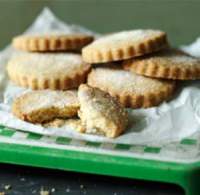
[82,29,168,63]
[12,90,79,123]
[7,53,91,90]
[123,49,200,80]
[87,67,175,108]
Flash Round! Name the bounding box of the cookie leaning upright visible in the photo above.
[7,52,91,90]
[12,33,94,52]
[78,84,128,138]
[87,67,175,108]
[123,49,200,80]
[82,29,168,63]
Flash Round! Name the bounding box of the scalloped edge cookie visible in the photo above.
[123,49,200,80]
[87,67,175,108]
[13,33,94,52]
[82,29,168,63]
[7,53,91,90]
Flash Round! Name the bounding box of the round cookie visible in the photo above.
[12,90,80,123]
[7,53,91,90]
[12,33,94,52]
[82,29,168,63]
[87,67,175,108]
[123,49,200,80]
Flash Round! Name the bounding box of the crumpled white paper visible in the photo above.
[181,37,200,58]
[0,8,200,145]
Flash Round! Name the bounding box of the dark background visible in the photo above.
[0,0,200,49]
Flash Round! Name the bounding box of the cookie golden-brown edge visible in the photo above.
[7,63,91,90]
[12,34,94,52]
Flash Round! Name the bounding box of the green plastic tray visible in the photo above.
[0,125,199,195]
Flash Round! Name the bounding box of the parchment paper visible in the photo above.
[0,8,200,145]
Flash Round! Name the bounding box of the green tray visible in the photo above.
[0,125,199,195]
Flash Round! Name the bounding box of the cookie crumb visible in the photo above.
[40,188,50,195]
[32,189,37,194]
[4,185,11,190]
[66,188,70,193]
[51,188,55,193]
[20,177,26,181]
[80,184,84,189]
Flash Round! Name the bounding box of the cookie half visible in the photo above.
[82,29,168,63]
[7,53,91,90]
[13,33,94,52]
[87,67,175,108]
[123,49,200,80]
[12,90,79,123]
[78,84,128,138]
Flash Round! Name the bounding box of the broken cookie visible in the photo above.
[78,84,128,138]
[12,90,79,123]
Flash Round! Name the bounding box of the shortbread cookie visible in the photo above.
[123,49,200,80]
[7,53,91,90]
[13,33,94,52]
[82,29,168,63]
[12,90,79,123]
[87,67,175,108]
[78,84,128,138]
[43,118,86,133]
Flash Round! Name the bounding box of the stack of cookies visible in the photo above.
[82,29,200,108]
[7,29,200,138]
[7,32,128,138]
[8,33,94,90]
